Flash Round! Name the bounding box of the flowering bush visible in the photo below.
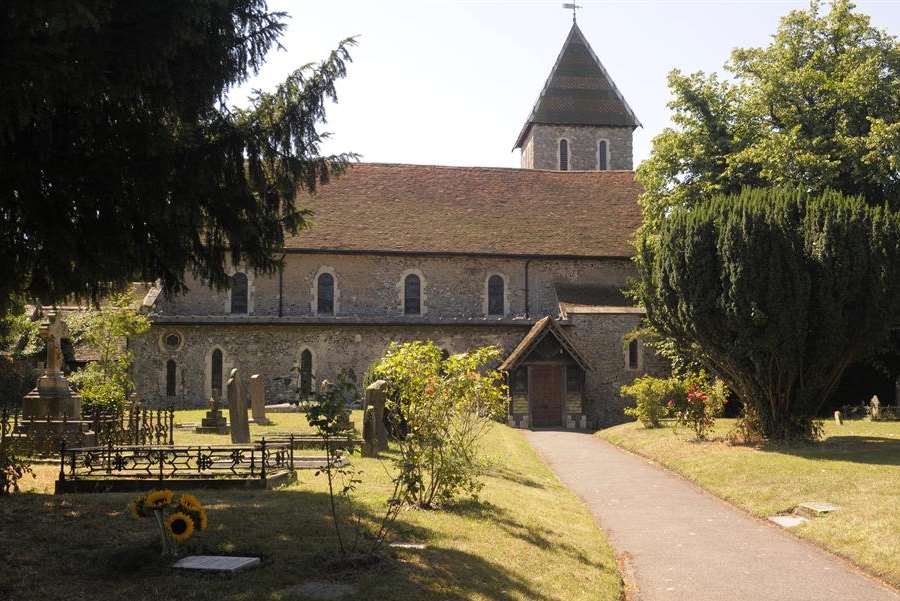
[672,378,726,440]
[621,376,687,428]
[128,490,207,556]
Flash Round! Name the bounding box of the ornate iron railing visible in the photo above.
[0,405,174,456]
[58,437,294,483]
[253,431,363,451]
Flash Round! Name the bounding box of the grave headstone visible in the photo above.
[195,394,229,434]
[249,374,271,425]
[362,406,376,457]
[870,395,881,419]
[227,368,250,444]
[365,380,388,452]
[834,410,843,426]
[22,310,82,420]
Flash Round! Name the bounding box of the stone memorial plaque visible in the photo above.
[172,555,260,573]
[797,502,839,517]
[768,515,809,528]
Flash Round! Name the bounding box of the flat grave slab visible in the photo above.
[796,502,839,517]
[280,581,356,599]
[172,555,260,573]
[768,515,809,528]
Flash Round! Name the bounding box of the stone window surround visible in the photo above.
[557,136,571,171]
[597,138,610,171]
[158,330,185,353]
[223,266,255,315]
[398,268,427,316]
[159,357,182,398]
[625,338,643,371]
[204,345,234,401]
[483,272,509,317]
[311,266,340,316]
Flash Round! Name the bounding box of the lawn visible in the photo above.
[598,419,900,588]
[3,417,622,601]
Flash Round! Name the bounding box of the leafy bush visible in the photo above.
[370,341,507,508]
[67,293,149,412]
[672,377,726,440]
[621,376,686,428]
[0,438,33,495]
[0,356,38,408]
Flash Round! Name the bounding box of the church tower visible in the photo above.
[515,22,640,171]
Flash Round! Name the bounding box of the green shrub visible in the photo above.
[672,376,726,440]
[371,341,507,508]
[621,376,686,428]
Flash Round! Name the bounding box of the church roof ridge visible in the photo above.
[514,22,641,149]
[345,161,636,175]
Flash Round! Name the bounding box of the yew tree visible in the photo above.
[0,1,355,314]
[637,188,900,440]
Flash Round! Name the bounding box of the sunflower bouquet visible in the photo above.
[128,490,208,557]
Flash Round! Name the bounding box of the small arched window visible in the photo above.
[165,359,177,397]
[230,272,248,314]
[559,139,569,171]
[404,274,421,315]
[300,349,313,397]
[628,339,640,370]
[317,272,334,315]
[211,349,223,397]
[488,275,505,316]
[598,140,609,171]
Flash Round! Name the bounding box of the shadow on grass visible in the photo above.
[0,486,568,601]
[484,464,546,490]
[758,435,900,466]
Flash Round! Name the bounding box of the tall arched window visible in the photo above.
[628,339,640,370]
[211,349,223,397]
[165,359,177,397]
[488,275,505,316]
[404,274,421,315]
[598,140,609,171]
[300,349,313,397]
[230,272,248,314]
[559,139,569,171]
[317,272,335,315]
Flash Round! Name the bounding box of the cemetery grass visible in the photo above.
[4,418,622,601]
[598,419,900,588]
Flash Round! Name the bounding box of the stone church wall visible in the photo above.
[131,323,528,408]
[154,254,635,321]
[565,313,669,427]
[521,124,634,171]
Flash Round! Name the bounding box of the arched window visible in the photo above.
[598,140,609,171]
[300,349,313,397]
[628,339,640,370]
[317,272,334,315]
[211,349,223,397]
[559,139,569,171]
[488,275,505,316]
[404,274,421,315]
[230,272,248,314]
[165,359,177,397]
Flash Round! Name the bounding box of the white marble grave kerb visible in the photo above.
[172,555,260,573]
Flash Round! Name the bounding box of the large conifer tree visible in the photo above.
[0,1,355,312]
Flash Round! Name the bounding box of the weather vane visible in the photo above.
[563,3,581,23]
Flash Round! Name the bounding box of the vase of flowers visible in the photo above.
[129,489,208,557]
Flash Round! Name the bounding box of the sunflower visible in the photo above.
[145,489,173,509]
[178,494,202,513]
[196,508,208,531]
[165,511,195,543]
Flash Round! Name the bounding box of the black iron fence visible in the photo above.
[58,438,294,484]
[253,431,363,451]
[0,405,174,456]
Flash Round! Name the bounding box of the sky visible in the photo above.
[229,0,900,169]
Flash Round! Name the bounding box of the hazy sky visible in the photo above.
[229,0,900,169]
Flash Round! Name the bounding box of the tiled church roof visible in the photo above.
[514,23,640,149]
[288,163,642,258]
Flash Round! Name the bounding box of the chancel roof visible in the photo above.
[514,23,640,149]
[288,163,642,258]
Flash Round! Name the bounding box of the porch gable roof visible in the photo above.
[499,316,592,372]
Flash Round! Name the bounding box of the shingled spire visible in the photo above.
[516,23,640,171]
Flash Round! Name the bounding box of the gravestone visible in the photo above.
[834,410,843,426]
[22,310,82,419]
[365,380,388,452]
[249,374,271,425]
[195,394,229,434]
[870,395,881,419]
[362,406,376,457]
[227,368,250,444]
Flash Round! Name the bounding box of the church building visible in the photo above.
[131,22,668,428]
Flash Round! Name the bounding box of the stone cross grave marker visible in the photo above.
[249,374,271,425]
[227,368,250,444]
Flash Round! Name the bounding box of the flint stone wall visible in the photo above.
[520,124,634,171]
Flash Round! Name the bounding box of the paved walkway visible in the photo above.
[524,430,899,601]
